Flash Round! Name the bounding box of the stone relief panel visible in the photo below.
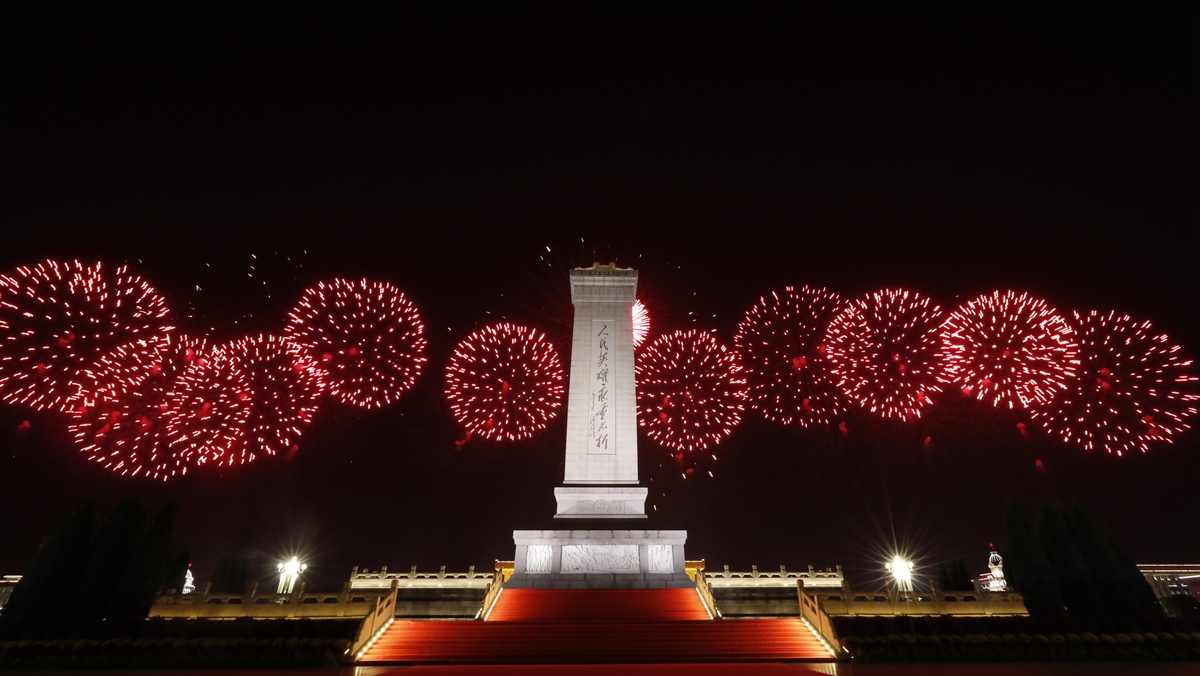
[561,545,639,573]
[526,545,553,573]
[577,500,624,514]
[648,545,675,574]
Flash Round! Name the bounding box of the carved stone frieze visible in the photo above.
[526,545,553,573]
[648,545,674,574]
[560,545,639,573]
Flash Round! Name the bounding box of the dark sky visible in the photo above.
[0,4,1196,592]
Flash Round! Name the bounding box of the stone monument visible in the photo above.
[507,264,692,589]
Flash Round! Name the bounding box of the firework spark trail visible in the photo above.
[163,344,253,467]
[637,329,746,452]
[445,323,564,442]
[229,334,324,458]
[825,289,945,422]
[0,259,173,411]
[285,278,427,409]
[1032,310,1199,455]
[734,285,846,427]
[70,335,210,480]
[939,290,1079,410]
[632,298,650,348]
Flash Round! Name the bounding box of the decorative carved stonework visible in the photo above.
[526,545,553,573]
[560,545,639,573]
[578,500,625,514]
[648,545,674,574]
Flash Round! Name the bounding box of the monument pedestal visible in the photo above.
[553,486,648,518]
[507,528,692,589]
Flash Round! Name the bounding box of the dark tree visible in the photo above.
[1163,596,1200,619]
[1001,500,1063,616]
[0,501,98,624]
[950,560,975,591]
[935,562,952,592]
[1104,530,1163,615]
[1035,503,1105,615]
[68,499,146,622]
[1066,504,1141,615]
[209,555,251,594]
[107,503,178,619]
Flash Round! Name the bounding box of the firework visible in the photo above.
[636,329,745,452]
[939,290,1078,409]
[1032,311,1199,455]
[229,334,324,457]
[632,299,650,348]
[733,285,846,426]
[162,344,253,466]
[69,335,209,480]
[445,323,564,441]
[285,278,427,409]
[824,289,945,421]
[0,259,173,411]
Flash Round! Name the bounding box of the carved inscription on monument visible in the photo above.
[587,320,616,455]
[561,545,640,573]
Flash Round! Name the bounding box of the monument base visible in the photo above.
[553,486,648,519]
[507,528,693,589]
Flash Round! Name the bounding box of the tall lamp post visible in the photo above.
[277,556,307,594]
[886,556,915,594]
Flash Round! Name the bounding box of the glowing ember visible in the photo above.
[229,334,324,458]
[69,335,209,480]
[637,329,746,452]
[939,290,1079,409]
[733,285,846,427]
[1032,311,1199,455]
[0,259,173,411]
[445,322,564,442]
[825,289,945,422]
[285,278,427,409]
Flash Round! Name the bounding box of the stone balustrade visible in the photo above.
[349,565,494,589]
[150,581,388,619]
[706,564,845,588]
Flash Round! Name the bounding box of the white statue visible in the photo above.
[986,546,1006,592]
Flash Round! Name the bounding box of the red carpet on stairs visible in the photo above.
[486,589,711,622]
[358,588,832,664]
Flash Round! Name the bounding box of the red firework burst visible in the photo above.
[733,285,846,427]
[228,334,324,457]
[636,329,745,452]
[0,259,173,411]
[939,290,1079,409]
[632,299,650,348]
[824,289,945,422]
[69,335,210,480]
[1032,311,1199,455]
[285,278,427,409]
[162,344,253,466]
[445,323,564,442]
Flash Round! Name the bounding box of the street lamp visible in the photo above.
[886,555,914,593]
[277,556,307,594]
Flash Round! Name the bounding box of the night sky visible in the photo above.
[1,4,1195,592]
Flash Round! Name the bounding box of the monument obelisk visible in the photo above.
[507,264,692,589]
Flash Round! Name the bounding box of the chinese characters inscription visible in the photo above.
[588,319,616,454]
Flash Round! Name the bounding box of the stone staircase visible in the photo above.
[357,588,832,664]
